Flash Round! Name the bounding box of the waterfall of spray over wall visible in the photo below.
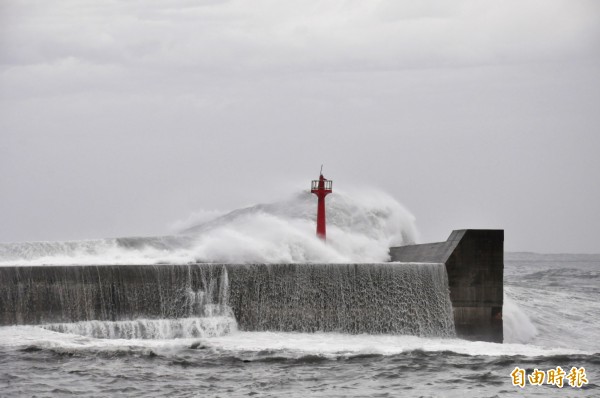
[227,263,455,337]
[0,189,418,265]
[0,263,455,338]
[5,265,236,339]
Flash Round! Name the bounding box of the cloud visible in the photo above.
[2,1,599,89]
[2,0,598,103]
[0,0,595,117]
[0,0,599,252]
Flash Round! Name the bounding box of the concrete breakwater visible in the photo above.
[0,262,456,338]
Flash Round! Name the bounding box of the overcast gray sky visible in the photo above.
[1,0,599,253]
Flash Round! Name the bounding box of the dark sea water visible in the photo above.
[1,253,599,397]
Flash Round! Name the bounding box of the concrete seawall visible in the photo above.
[0,230,503,342]
[0,262,456,337]
[390,229,504,343]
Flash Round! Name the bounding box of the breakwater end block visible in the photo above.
[390,229,504,343]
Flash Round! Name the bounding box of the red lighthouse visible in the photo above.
[311,168,333,241]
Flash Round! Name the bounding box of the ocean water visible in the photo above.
[0,252,598,397]
[0,194,598,396]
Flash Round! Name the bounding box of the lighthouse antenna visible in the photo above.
[320,164,323,175]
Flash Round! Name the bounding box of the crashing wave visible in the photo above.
[0,189,417,265]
